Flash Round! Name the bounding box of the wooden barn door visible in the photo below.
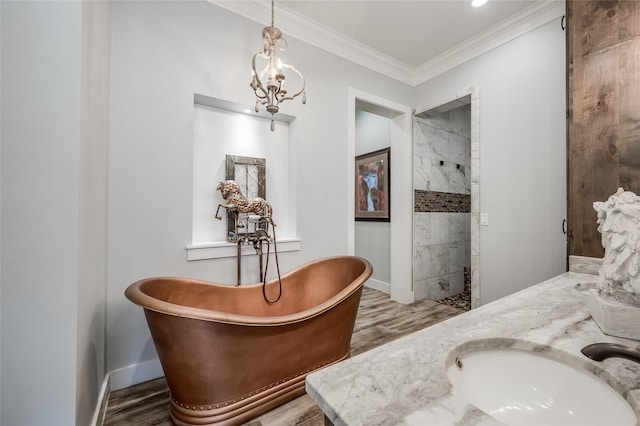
[567,0,640,258]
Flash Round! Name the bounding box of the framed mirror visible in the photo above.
[224,155,266,240]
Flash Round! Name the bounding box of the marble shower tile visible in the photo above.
[413,278,430,301]
[429,159,449,193]
[425,110,448,131]
[465,243,471,267]
[414,115,429,125]
[464,136,471,167]
[413,155,431,191]
[413,245,431,281]
[449,213,467,241]
[448,164,469,194]
[471,175,480,212]
[471,212,480,257]
[429,244,449,277]
[471,254,480,308]
[448,241,466,274]
[449,105,471,137]
[470,144,479,178]
[448,271,465,295]
[430,213,449,245]
[463,213,471,241]
[414,212,431,246]
[449,133,468,166]
[463,106,472,135]
[428,125,450,161]
[464,167,471,194]
[429,275,450,300]
[470,102,479,183]
[413,121,430,158]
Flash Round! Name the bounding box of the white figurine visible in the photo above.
[593,187,640,306]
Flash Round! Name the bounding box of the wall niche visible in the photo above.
[188,94,300,260]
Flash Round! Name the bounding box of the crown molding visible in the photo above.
[209,0,565,87]
[410,0,565,86]
[210,0,415,83]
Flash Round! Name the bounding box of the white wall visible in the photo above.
[2,2,80,424]
[1,2,111,424]
[1,2,82,423]
[354,110,391,286]
[415,18,567,304]
[107,0,413,380]
[77,1,111,424]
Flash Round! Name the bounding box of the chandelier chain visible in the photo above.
[271,0,275,27]
[250,0,306,131]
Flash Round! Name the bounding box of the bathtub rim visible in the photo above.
[124,255,372,327]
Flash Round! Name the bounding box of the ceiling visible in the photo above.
[212,0,565,85]
[280,0,537,68]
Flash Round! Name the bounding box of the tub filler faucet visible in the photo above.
[582,343,640,364]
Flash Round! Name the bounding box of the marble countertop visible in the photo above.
[306,271,640,425]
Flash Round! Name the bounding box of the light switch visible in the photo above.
[480,213,489,226]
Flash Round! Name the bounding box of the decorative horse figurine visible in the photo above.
[215,180,273,220]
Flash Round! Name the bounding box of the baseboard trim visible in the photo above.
[109,358,164,391]
[90,374,111,426]
[90,359,164,425]
[365,278,390,294]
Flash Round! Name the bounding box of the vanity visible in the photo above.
[306,259,640,425]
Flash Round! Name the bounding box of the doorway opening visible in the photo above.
[414,87,480,309]
[347,88,413,304]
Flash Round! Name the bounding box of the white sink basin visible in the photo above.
[446,345,636,426]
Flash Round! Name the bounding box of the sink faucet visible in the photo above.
[582,343,640,363]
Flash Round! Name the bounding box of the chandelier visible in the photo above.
[250,0,306,131]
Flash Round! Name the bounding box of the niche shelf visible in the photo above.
[186,238,301,261]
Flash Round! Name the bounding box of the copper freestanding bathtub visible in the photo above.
[125,256,372,426]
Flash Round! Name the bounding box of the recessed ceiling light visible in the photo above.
[471,0,488,7]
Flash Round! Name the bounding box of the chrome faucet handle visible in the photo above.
[582,342,640,363]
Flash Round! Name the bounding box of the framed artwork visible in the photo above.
[355,147,390,222]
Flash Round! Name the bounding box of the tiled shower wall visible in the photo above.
[413,106,471,301]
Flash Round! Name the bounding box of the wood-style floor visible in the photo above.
[104,287,464,426]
